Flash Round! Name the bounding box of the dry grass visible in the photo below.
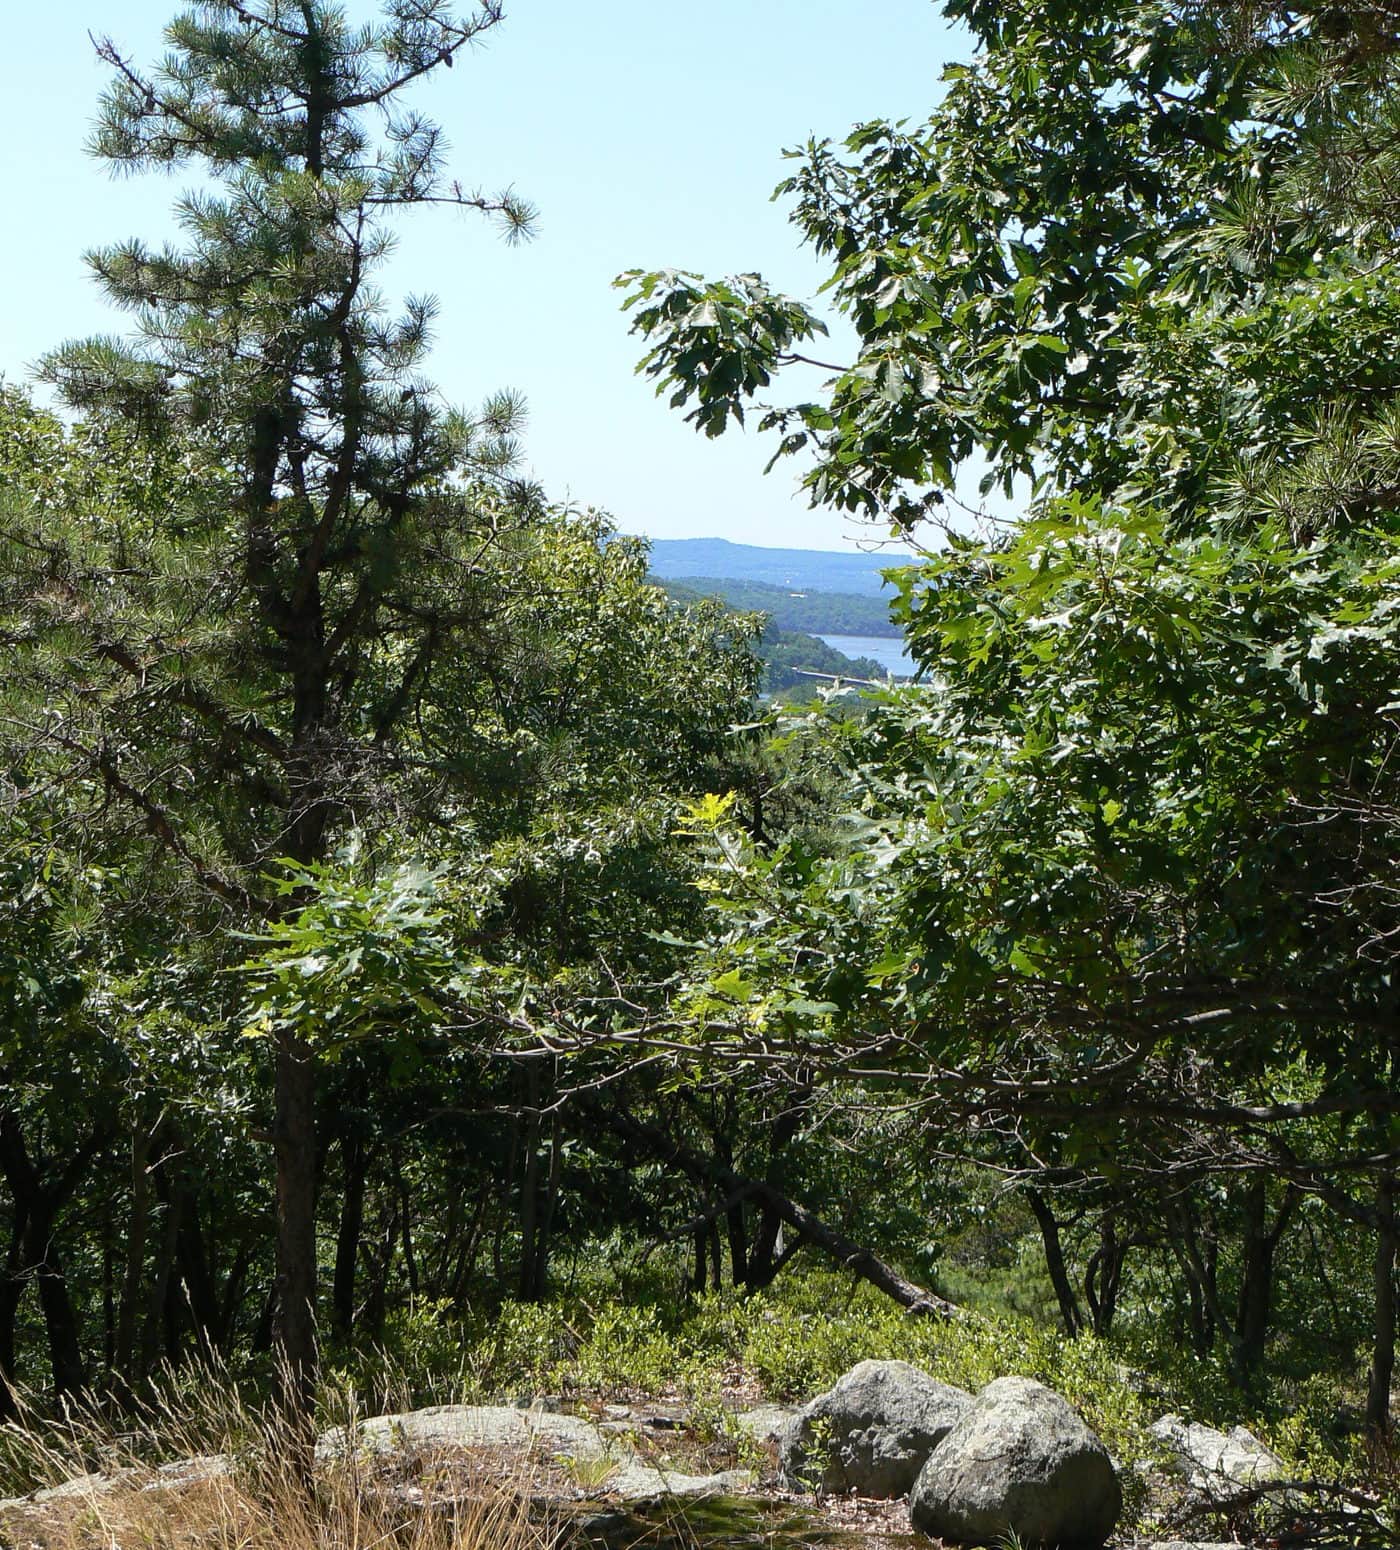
[0,1371,562,1550]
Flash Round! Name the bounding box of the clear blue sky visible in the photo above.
[1,2,968,554]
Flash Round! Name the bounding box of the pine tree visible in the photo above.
[30,0,537,1416]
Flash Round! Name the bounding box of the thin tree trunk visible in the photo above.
[0,1196,30,1420]
[0,1116,102,1400]
[34,1225,85,1398]
[1235,1180,1298,1383]
[692,1220,708,1294]
[446,1191,489,1309]
[528,1117,562,1301]
[1085,1215,1127,1337]
[517,1067,542,1302]
[398,1161,420,1300]
[176,1189,221,1361]
[102,1234,115,1379]
[218,1244,255,1353]
[1026,1188,1083,1337]
[332,1129,367,1342]
[1366,1168,1397,1439]
[116,1125,156,1387]
[611,1105,959,1318]
[141,1180,182,1377]
[273,1031,319,1421]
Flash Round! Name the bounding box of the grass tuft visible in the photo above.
[0,1367,559,1550]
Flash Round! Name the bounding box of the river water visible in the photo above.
[817,635,916,678]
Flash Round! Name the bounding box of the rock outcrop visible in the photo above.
[1148,1413,1283,1495]
[909,1376,1121,1549]
[319,1402,753,1502]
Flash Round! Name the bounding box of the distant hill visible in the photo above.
[644,537,908,597]
[658,576,899,638]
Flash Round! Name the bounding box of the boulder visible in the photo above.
[910,1376,1121,1549]
[1148,1413,1283,1495]
[778,1359,972,1497]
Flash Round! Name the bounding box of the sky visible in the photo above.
[0,2,969,555]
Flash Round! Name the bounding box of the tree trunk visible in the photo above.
[692,1220,709,1294]
[610,1104,959,1318]
[362,1203,397,1343]
[528,1117,563,1301]
[34,1226,85,1398]
[1026,1188,1083,1337]
[116,1124,155,1385]
[745,1200,784,1290]
[1235,1180,1298,1384]
[398,1159,420,1299]
[332,1128,367,1342]
[0,1115,101,1401]
[176,1188,221,1361]
[0,1195,30,1420]
[1366,1168,1397,1439]
[446,1190,489,1309]
[1084,1215,1127,1337]
[218,1244,255,1354]
[140,1182,182,1378]
[273,1030,319,1421]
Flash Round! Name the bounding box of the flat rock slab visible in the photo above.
[318,1403,753,1503]
[319,1403,609,1463]
[0,1453,231,1513]
[1143,1542,1248,1550]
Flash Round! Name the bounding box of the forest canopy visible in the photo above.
[0,3,1398,1544]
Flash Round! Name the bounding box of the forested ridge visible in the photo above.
[642,538,895,596]
[0,3,1398,1547]
[653,576,902,640]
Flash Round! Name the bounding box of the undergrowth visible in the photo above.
[328,1265,1374,1500]
[0,1267,1388,1544]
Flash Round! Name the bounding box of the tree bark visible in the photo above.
[140,1180,182,1377]
[517,1073,542,1302]
[116,1123,156,1386]
[332,1128,367,1342]
[527,1117,563,1301]
[1084,1214,1128,1337]
[0,1191,31,1420]
[273,1031,319,1421]
[175,1188,221,1361]
[1366,1168,1396,1439]
[0,1114,104,1400]
[1026,1188,1083,1337]
[35,1234,86,1398]
[1235,1180,1298,1383]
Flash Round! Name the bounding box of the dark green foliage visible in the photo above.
[3,2,1400,1505]
[617,0,1400,1448]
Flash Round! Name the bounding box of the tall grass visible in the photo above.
[0,1367,560,1550]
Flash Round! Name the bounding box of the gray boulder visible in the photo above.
[1148,1413,1283,1495]
[910,1376,1121,1548]
[778,1359,972,1497]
